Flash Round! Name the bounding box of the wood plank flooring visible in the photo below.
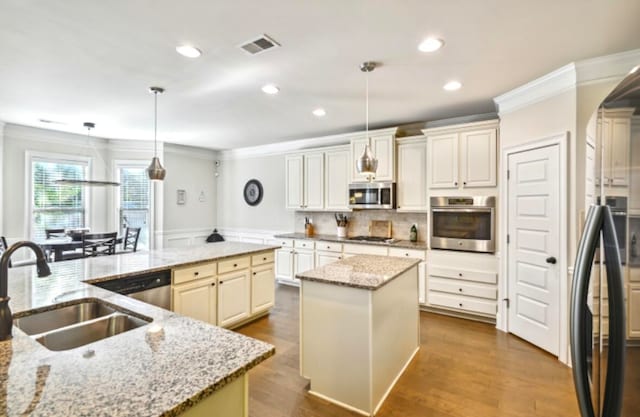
[236,284,579,417]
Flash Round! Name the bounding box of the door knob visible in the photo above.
[546,256,557,264]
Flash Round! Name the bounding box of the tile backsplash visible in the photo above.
[295,211,429,242]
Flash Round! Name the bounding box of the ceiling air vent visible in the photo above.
[239,34,280,55]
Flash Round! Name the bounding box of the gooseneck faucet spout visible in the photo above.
[0,241,51,341]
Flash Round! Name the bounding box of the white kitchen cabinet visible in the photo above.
[304,152,324,210]
[629,284,640,338]
[350,130,397,183]
[396,137,428,211]
[423,120,499,190]
[597,108,634,188]
[315,251,342,267]
[285,154,304,209]
[275,240,315,285]
[324,147,350,211]
[172,277,217,325]
[251,264,275,315]
[218,270,251,328]
[388,247,427,305]
[294,249,315,278]
[630,119,640,210]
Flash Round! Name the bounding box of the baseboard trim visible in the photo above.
[372,346,420,415]
[307,390,370,417]
[420,305,496,325]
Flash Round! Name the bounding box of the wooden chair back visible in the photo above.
[45,228,66,239]
[123,227,141,252]
[82,232,117,257]
[0,236,11,267]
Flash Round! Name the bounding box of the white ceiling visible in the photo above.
[0,0,639,150]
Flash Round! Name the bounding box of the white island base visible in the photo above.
[299,263,420,416]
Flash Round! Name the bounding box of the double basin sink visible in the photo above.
[14,300,152,351]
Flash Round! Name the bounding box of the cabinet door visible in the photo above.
[419,262,426,305]
[304,152,325,210]
[324,148,350,211]
[251,264,275,314]
[428,133,458,188]
[285,154,304,209]
[609,118,630,186]
[371,134,395,182]
[275,248,294,281]
[397,140,427,211]
[350,137,369,182]
[315,251,342,267]
[460,129,497,188]
[294,250,315,280]
[218,270,250,327]
[629,285,640,338]
[602,118,612,184]
[172,277,217,324]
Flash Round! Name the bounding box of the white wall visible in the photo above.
[216,153,295,232]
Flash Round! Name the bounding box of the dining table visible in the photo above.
[37,236,123,262]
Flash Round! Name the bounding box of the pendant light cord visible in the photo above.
[365,70,369,137]
[153,91,158,157]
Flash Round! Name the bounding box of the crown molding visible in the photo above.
[218,126,399,160]
[575,48,640,86]
[4,122,110,149]
[421,118,500,136]
[493,63,577,116]
[164,143,218,160]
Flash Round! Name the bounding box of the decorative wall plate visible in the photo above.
[243,179,263,206]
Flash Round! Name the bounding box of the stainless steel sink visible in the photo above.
[14,299,152,351]
[14,301,118,335]
[35,314,150,351]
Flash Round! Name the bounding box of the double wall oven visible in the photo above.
[430,196,496,253]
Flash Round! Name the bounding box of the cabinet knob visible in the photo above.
[253,272,257,276]
[194,272,199,276]
[405,253,409,257]
[219,281,224,284]
[459,303,463,307]
[211,282,216,286]
[459,288,463,292]
[263,257,267,261]
[463,182,467,186]
[454,181,458,186]
[459,273,463,277]
[327,246,330,249]
[233,263,238,267]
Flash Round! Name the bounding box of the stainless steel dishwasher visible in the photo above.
[93,270,171,310]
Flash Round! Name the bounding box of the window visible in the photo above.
[31,157,88,240]
[117,165,150,249]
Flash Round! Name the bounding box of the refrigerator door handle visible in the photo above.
[601,206,626,417]
[570,205,602,417]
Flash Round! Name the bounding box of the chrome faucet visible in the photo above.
[0,241,51,341]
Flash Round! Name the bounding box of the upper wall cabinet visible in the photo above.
[350,128,398,183]
[596,108,634,188]
[396,137,428,212]
[423,120,499,190]
[285,145,350,211]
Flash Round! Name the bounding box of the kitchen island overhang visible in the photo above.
[297,255,421,416]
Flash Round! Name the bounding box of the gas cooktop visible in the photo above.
[347,236,397,244]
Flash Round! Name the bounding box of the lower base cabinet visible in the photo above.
[172,277,217,325]
[630,284,640,338]
[218,270,251,328]
[251,264,275,314]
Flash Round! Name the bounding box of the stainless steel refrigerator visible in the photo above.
[571,71,640,417]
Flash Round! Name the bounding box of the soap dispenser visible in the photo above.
[410,224,418,243]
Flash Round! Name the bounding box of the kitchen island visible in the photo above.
[297,255,421,416]
[0,242,278,417]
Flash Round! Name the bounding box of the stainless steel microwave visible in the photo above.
[430,196,495,253]
[348,182,396,210]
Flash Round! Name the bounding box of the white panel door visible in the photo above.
[315,251,342,267]
[460,129,497,188]
[585,141,596,207]
[324,148,350,211]
[172,278,216,324]
[218,270,250,327]
[371,134,395,182]
[251,264,275,314]
[507,144,560,355]
[602,118,612,185]
[350,137,369,182]
[285,154,304,209]
[304,152,324,210]
[397,140,427,211]
[609,118,630,186]
[294,249,315,281]
[275,248,293,281]
[428,133,458,188]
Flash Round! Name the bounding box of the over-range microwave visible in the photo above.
[430,196,496,253]
[348,182,396,210]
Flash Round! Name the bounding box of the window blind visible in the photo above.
[119,167,150,249]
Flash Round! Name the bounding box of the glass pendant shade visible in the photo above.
[147,156,166,181]
[356,144,378,175]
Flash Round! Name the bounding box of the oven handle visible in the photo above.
[431,208,493,213]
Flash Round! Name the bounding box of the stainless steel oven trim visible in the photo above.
[430,195,496,208]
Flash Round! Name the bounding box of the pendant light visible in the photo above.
[55,122,120,187]
[147,86,167,181]
[356,62,378,180]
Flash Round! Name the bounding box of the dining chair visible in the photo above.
[120,227,141,253]
[82,232,118,257]
[45,228,66,239]
[0,236,13,268]
[0,236,37,267]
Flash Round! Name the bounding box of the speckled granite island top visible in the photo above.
[296,255,421,290]
[274,232,429,250]
[0,242,278,417]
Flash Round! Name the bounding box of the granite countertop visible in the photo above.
[1,242,278,417]
[296,254,421,290]
[274,232,429,251]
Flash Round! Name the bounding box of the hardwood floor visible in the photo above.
[236,284,579,417]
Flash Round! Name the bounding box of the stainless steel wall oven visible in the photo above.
[430,196,496,253]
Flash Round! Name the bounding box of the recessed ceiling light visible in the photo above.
[261,84,280,95]
[630,65,639,74]
[176,45,202,58]
[443,81,462,91]
[312,108,326,117]
[418,38,444,53]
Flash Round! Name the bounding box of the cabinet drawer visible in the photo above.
[218,256,250,274]
[630,267,640,282]
[388,247,426,261]
[429,265,497,284]
[316,241,342,253]
[427,291,496,316]
[343,244,388,256]
[428,277,497,300]
[173,262,217,285]
[252,251,274,266]
[278,239,294,248]
[294,240,315,250]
